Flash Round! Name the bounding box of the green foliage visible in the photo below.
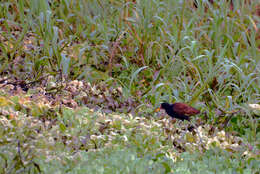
[0,0,259,173]
[0,99,259,173]
[39,148,172,174]
[174,149,260,174]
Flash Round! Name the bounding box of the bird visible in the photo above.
[156,102,200,121]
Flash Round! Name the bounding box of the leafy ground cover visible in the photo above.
[0,0,259,173]
[0,90,259,173]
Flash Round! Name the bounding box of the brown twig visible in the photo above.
[108,31,127,76]
[123,1,145,66]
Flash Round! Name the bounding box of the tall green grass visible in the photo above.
[0,0,259,172]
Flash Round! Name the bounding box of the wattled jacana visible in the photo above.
[156,102,200,121]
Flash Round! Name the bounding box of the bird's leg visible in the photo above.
[179,120,189,141]
[191,120,203,145]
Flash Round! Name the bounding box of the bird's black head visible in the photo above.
[160,102,171,110]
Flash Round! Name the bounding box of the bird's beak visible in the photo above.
[155,107,160,112]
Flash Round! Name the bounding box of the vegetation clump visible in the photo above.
[0,0,259,173]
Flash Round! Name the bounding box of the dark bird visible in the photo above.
[156,102,200,121]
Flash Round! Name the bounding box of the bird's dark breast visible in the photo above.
[165,109,190,121]
[175,114,190,121]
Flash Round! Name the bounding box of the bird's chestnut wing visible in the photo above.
[173,103,200,116]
